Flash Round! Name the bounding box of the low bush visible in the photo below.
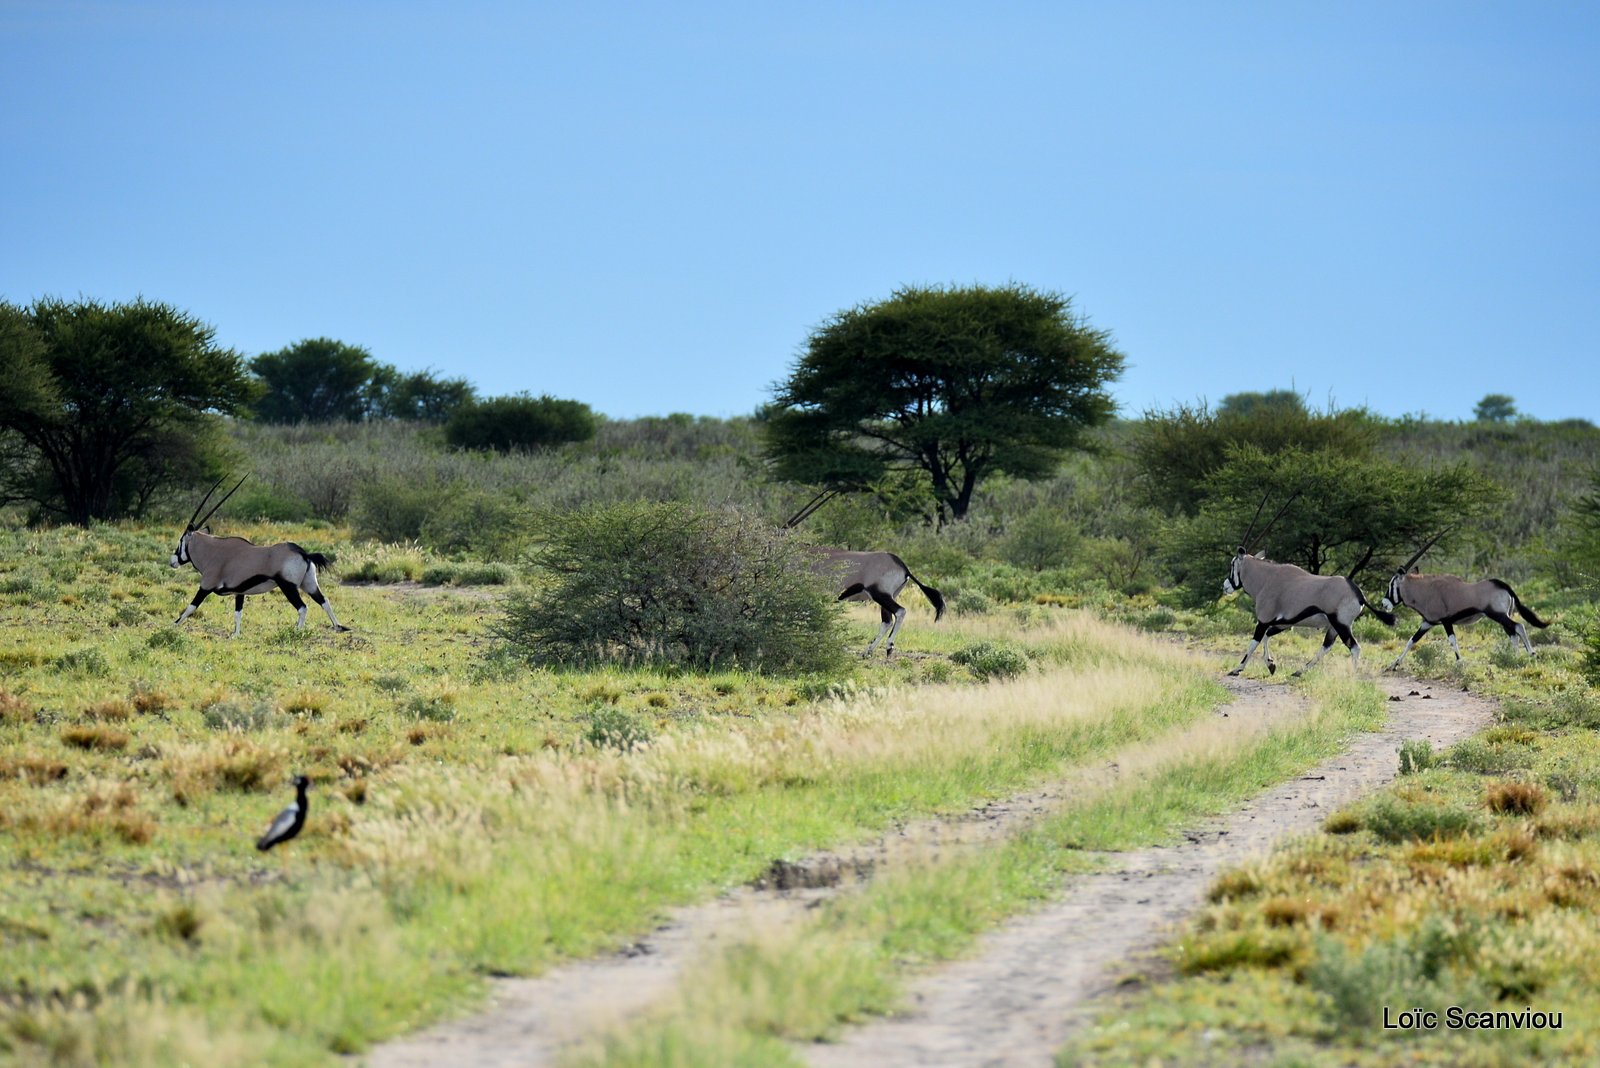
[495,502,849,675]
[1361,796,1481,842]
[445,394,597,453]
[950,641,1030,682]
[1397,738,1439,776]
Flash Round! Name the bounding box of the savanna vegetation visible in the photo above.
[4,298,1600,1066]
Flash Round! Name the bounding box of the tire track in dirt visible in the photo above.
[358,674,1493,1068]
[803,674,1497,1068]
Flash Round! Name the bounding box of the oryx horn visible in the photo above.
[1398,526,1452,574]
[783,488,839,529]
[189,474,248,531]
[1240,490,1301,553]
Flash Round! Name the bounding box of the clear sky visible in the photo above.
[4,1,1596,422]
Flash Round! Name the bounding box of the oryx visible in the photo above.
[813,549,946,657]
[169,476,349,637]
[1381,531,1549,668]
[784,489,946,658]
[1221,494,1396,677]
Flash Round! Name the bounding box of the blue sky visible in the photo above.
[3,1,1596,422]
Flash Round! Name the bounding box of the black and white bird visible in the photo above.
[257,775,310,851]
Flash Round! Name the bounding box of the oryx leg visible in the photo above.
[274,578,309,629]
[1387,622,1435,670]
[862,591,902,657]
[175,588,211,625]
[301,567,349,631]
[1486,609,1534,655]
[1295,622,1358,677]
[1229,621,1272,676]
[1444,623,1462,661]
[232,595,246,638]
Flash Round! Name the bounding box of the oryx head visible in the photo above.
[1222,491,1297,595]
[171,475,246,568]
[1382,527,1450,612]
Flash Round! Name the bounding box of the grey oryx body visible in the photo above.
[169,477,348,637]
[815,548,945,657]
[1382,572,1547,668]
[1224,552,1396,676]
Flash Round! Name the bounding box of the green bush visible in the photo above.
[495,502,849,675]
[352,477,444,543]
[419,490,528,559]
[584,706,654,751]
[445,394,597,453]
[1360,796,1481,842]
[950,641,1030,682]
[1397,739,1439,776]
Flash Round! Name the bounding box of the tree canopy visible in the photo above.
[1474,393,1518,423]
[762,283,1124,522]
[0,298,254,524]
[444,394,598,452]
[250,338,381,423]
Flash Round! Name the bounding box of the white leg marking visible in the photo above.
[1448,632,1462,660]
[320,600,342,630]
[1515,623,1534,655]
[296,605,308,629]
[175,604,196,624]
[232,609,242,638]
[884,607,907,656]
[863,619,892,656]
[1229,637,1261,676]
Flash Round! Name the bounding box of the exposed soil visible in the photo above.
[358,674,1496,1068]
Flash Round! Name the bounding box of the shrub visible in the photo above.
[1361,796,1481,842]
[584,706,655,751]
[1486,781,1547,816]
[56,648,110,676]
[61,725,131,751]
[419,490,528,558]
[495,502,849,675]
[445,394,598,453]
[353,477,446,543]
[950,641,1030,682]
[201,699,285,732]
[1397,738,1439,776]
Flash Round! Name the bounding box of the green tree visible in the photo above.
[251,338,379,423]
[762,283,1124,522]
[1216,389,1308,418]
[368,366,477,422]
[1473,393,1518,423]
[1133,400,1379,517]
[1164,445,1494,605]
[445,394,598,452]
[0,298,254,524]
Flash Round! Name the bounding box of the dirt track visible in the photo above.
[359,674,1497,1068]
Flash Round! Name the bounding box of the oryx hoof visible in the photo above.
[333,625,351,633]
[1267,662,1277,676]
[1226,667,1243,677]
[1290,670,1306,678]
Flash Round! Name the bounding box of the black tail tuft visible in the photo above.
[908,572,945,621]
[306,552,332,569]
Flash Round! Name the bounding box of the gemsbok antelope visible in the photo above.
[815,548,946,657]
[1222,494,1396,676]
[785,490,946,658]
[1380,531,1549,669]
[169,476,349,637]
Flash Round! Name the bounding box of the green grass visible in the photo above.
[0,520,1223,1066]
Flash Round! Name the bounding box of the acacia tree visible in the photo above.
[763,284,1124,522]
[250,338,380,423]
[0,298,254,524]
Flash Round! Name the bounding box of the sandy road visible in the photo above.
[359,674,1496,1068]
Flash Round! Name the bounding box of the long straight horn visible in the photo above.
[1249,490,1301,552]
[194,475,248,530]
[1399,525,1452,573]
[186,475,229,531]
[784,488,838,529]
[1237,492,1272,551]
